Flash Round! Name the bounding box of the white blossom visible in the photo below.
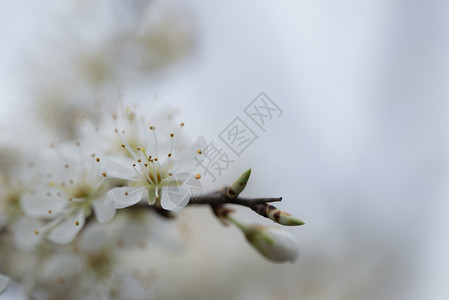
[97,111,205,212]
[22,142,116,244]
[0,273,9,295]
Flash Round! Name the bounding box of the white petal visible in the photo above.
[170,136,207,173]
[47,210,85,244]
[21,191,66,217]
[112,270,154,299]
[0,273,9,295]
[97,157,139,181]
[106,187,144,209]
[39,254,83,285]
[161,185,190,212]
[13,217,44,252]
[78,225,107,253]
[92,197,116,223]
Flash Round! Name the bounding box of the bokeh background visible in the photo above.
[1,1,449,299]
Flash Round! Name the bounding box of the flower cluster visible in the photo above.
[0,101,304,299]
[0,103,207,297]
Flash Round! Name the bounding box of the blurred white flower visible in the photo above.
[0,273,9,295]
[63,223,153,299]
[22,142,116,244]
[0,182,24,229]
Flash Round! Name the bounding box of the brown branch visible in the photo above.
[85,187,283,224]
[189,195,282,206]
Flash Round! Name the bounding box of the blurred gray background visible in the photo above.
[1,1,449,299]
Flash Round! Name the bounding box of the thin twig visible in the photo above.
[189,196,282,206]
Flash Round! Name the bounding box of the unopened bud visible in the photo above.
[251,203,305,226]
[229,217,299,263]
[226,168,251,199]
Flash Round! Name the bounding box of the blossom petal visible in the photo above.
[161,185,190,212]
[170,136,207,173]
[92,197,116,223]
[47,210,85,244]
[39,254,83,286]
[78,225,108,253]
[97,157,139,181]
[21,190,67,217]
[0,273,9,295]
[13,217,44,252]
[106,187,144,209]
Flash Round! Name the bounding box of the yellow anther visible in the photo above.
[96,158,100,162]
[34,230,39,235]
[180,122,185,127]
[170,133,174,137]
[195,174,202,180]
[75,221,79,226]
[197,150,202,155]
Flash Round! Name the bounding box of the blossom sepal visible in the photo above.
[226,168,251,199]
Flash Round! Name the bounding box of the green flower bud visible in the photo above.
[229,217,299,263]
[251,203,305,226]
[226,168,251,199]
